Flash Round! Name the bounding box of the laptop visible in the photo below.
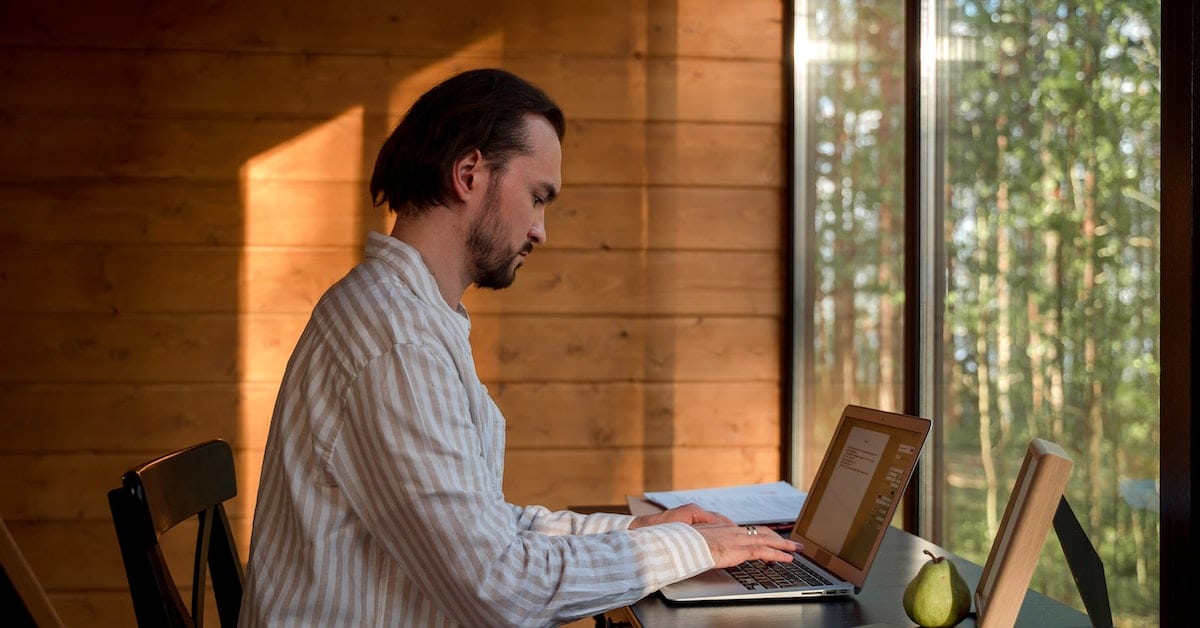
[659,404,931,603]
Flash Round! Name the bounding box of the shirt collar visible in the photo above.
[364,231,471,326]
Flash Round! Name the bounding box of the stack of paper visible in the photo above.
[634,481,807,526]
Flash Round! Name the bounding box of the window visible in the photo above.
[789,0,907,486]
[790,1,1162,624]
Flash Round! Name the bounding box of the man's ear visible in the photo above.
[450,149,484,203]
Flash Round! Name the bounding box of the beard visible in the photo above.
[466,184,532,290]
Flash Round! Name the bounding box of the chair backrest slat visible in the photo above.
[131,441,238,534]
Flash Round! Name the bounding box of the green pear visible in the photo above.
[903,549,971,627]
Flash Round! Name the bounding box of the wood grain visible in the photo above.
[0,313,779,383]
[0,181,781,251]
[0,379,779,452]
[0,246,778,315]
[0,3,787,625]
[0,50,779,124]
[0,115,780,188]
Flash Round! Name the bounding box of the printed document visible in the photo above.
[643,481,807,525]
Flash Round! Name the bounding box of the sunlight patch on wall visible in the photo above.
[236,107,365,449]
[240,107,366,245]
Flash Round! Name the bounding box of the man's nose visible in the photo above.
[529,218,546,245]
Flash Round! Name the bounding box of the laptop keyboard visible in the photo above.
[724,556,835,590]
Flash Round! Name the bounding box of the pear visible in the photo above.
[903,549,971,627]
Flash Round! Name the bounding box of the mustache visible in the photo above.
[519,241,534,255]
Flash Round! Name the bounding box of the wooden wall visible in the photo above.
[0,1,786,624]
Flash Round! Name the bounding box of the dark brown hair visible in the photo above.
[370,68,565,216]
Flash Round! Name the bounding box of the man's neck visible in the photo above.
[388,209,471,310]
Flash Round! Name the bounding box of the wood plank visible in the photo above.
[467,250,782,316]
[504,446,781,509]
[0,245,779,315]
[0,245,358,315]
[554,186,785,251]
[441,57,785,124]
[49,591,137,628]
[0,115,781,187]
[645,58,782,124]
[0,181,781,251]
[564,120,782,186]
[641,186,784,250]
[0,380,776,453]
[0,452,262,521]
[647,446,783,493]
[643,122,782,186]
[653,0,784,60]
[0,113,373,182]
[0,314,778,384]
[6,518,251,591]
[0,1,782,60]
[471,315,781,383]
[504,448,649,510]
[0,179,383,247]
[0,0,646,56]
[0,49,532,118]
[0,313,261,384]
[0,383,276,453]
[0,49,780,124]
[11,518,149,591]
[496,381,781,449]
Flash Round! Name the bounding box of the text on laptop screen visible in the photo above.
[793,417,925,569]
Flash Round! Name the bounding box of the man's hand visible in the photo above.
[693,523,803,569]
[627,503,802,569]
[629,503,735,529]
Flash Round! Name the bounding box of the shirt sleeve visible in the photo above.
[328,343,714,627]
[515,504,636,535]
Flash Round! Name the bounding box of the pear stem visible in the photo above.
[923,549,945,563]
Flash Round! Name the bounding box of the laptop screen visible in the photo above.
[790,406,930,587]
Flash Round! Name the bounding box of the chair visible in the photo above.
[1,516,66,628]
[108,439,243,627]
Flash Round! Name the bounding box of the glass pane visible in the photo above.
[931,1,1161,624]
[791,1,907,487]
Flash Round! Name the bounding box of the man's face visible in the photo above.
[466,115,562,290]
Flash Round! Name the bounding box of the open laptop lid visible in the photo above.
[789,405,931,590]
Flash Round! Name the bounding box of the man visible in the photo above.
[240,68,800,627]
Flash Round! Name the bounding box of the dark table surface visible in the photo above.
[623,526,1091,627]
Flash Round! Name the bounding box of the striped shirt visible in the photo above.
[239,232,714,627]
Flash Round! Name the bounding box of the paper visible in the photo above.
[643,481,807,525]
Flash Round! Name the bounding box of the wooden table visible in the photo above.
[598,526,1090,627]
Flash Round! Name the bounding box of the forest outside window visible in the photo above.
[790,1,1161,625]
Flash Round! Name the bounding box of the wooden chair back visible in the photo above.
[108,439,243,627]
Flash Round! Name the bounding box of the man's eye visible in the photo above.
[533,196,544,206]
